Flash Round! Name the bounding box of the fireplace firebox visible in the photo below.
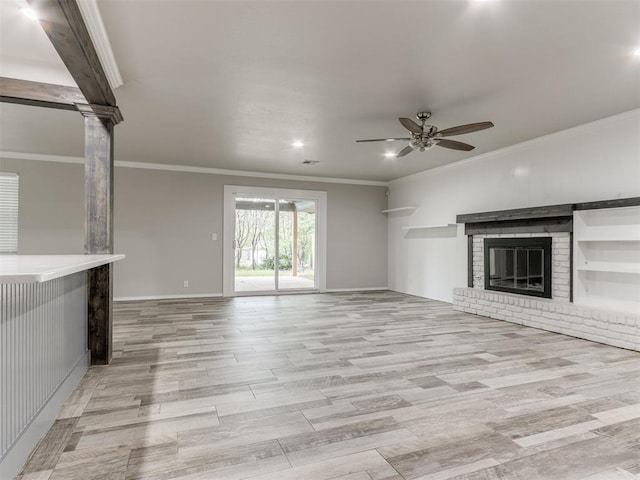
[484,237,552,298]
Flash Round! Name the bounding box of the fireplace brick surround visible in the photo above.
[453,199,640,352]
[472,232,570,301]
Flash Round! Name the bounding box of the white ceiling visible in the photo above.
[0,0,76,86]
[1,0,639,182]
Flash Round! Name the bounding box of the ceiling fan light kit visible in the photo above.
[357,112,494,158]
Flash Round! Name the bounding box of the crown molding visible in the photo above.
[76,0,123,89]
[1,151,85,165]
[117,161,389,186]
[0,151,389,187]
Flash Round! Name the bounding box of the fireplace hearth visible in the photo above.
[484,237,552,298]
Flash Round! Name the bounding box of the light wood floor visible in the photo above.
[17,292,640,480]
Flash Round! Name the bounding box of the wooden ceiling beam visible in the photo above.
[26,0,117,107]
[3,1,122,366]
[0,77,86,111]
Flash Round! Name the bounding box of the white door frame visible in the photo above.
[223,185,327,296]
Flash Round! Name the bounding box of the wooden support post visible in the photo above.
[21,1,124,366]
[78,104,122,365]
[87,263,112,364]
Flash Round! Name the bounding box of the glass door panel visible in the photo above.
[224,185,326,296]
[278,199,317,290]
[234,197,276,292]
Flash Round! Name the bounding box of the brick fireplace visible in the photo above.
[452,201,639,352]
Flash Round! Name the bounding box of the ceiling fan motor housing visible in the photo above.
[413,138,437,151]
[412,125,439,151]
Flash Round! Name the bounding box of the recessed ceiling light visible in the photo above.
[21,7,38,20]
[633,47,640,57]
[384,152,396,158]
[292,141,305,148]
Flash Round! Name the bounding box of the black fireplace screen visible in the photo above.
[484,237,552,298]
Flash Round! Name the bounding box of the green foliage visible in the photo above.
[235,202,316,271]
[260,253,292,270]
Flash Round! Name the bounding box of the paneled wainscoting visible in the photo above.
[17,292,640,480]
[1,273,89,479]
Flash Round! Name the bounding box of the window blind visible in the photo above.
[0,172,19,253]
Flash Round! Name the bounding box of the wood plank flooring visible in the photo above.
[17,291,640,480]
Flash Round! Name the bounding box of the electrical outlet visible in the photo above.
[183,281,189,288]
[211,233,217,241]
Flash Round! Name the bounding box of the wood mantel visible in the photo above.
[456,197,640,236]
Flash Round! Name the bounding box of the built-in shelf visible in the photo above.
[573,205,640,314]
[577,237,640,243]
[381,206,417,214]
[574,225,640,242]
[402,224,458,231]
[577,262,640,274]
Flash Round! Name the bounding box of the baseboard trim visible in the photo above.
[325,287,389,293]
[0,351,90,480]
[114,290,391,301]
[114,293,224,302]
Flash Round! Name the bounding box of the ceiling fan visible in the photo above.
[356,112,494,158]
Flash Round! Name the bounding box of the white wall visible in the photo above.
[388,109,640,303]
[0,158,388,298]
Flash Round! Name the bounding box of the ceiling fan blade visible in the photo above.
[399,118,423,134]
[438,121,494,137]
[436,139,475,151]
[396,145,415,157]
[356,137,411,143]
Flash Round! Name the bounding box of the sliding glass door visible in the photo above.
[277,199,317,291]
[233,197,277,292]
[224,186,326,296]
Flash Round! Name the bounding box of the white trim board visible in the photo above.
[0,151,389,187]
[114,290,390,301]
[325,287,389,293]
[76,0,123,89]
[114,293,224,302]
[231,290,319,298]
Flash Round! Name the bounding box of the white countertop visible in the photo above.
[0,254,126,283]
